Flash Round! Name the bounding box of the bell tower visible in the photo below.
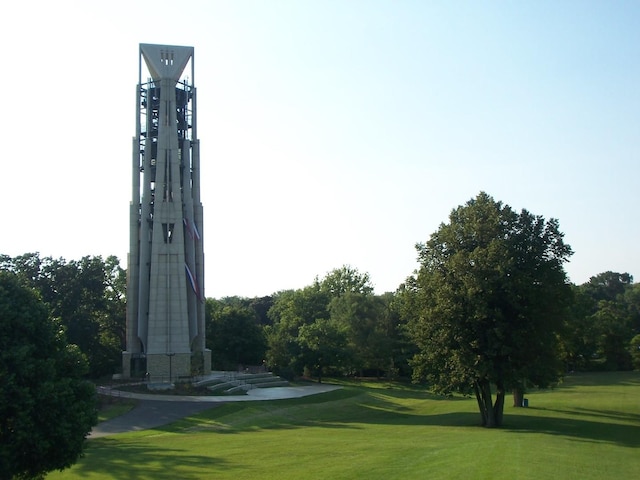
[122,44,210,380]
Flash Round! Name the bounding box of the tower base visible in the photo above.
[120,349,211,380]
[146,353,191,382]
[121,351,147,379]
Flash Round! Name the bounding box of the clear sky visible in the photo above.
[1,1,638,298]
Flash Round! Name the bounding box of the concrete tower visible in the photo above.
[122,43,211,380]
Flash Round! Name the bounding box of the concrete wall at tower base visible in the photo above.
[121,351,132,378]
[120,350,211,380]
[121,351,150,379]
[147,353,192,382]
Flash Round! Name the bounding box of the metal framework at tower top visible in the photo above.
[123,44,210,380]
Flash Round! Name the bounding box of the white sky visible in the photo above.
[1,1,638,297]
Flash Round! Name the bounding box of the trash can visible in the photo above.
[523,398,529,407]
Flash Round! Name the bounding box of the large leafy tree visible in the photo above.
[265,284,330,378]
[319,265,374,297]
[405,193,573,427]
[329,292,396,377]
[40,255,126,377]
[297,318,349,383]
[568,272,637,370]
[266,266,379,379]
[0,253,126,378]
[0,272,97,479]
[559,286,598,371]
[625,283,640,335]
[582,271,633,302]
[205,299,267,370]
[589,300,634,370]
[630,334,640,370]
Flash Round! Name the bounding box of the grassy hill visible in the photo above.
[51,372,640,479]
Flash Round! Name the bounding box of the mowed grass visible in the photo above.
[50,372,640,480]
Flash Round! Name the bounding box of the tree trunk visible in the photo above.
[493,380,505,427]
[512,388,524,407]
[481,380,497,427]
[386,358,395,380]
[473,381,488,426]
[474,379,498,427]
[474,379,505,428]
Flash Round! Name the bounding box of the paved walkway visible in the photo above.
[91,400,217,437]
[92,384,341,438]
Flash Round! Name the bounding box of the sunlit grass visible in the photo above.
[51,372,640,480]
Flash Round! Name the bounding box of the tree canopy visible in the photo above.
[560,273,638,371]
[404,192,573,427]
[0,271,97,479]
[205,299,267,370]
[0,253,126,378]
[264,265,406,381]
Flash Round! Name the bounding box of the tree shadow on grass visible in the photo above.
[557,371,640,389]
[73,437,237,479]
[502,409,640,448]
[541,406,640,424]
[351,401,640,449]
[353,403,481,428]
[244,392,640,451]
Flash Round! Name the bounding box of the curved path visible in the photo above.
[91,400,216,438]
[91,384,341,438]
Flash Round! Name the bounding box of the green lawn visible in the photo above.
[51,372,640,479]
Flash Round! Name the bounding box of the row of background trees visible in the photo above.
[2,254,637,382]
